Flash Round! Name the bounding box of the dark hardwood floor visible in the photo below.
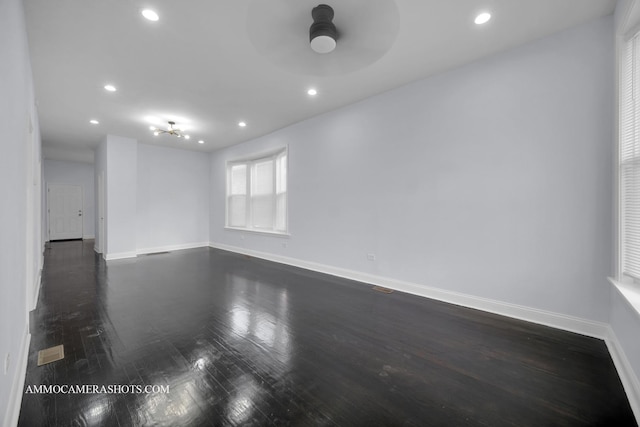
[18,240,637,426]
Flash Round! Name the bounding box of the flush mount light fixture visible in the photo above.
[151,121,190,139]
[141,9,159,21]
[307,88,318,96]
[474,12,491,25]
[89,119,99,125]
[198,140,205,144]
[310,4,337,54]
[104,84,116,92]
[238,121,247,127]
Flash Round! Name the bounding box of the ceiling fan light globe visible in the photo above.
[310,35,336,54]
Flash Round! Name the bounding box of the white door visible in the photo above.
[48,184,83,240]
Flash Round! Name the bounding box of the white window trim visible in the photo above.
[613,17,640,318]
[618,31,640,285]
[225,147,288,235]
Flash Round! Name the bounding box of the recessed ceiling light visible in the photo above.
[238,121,247,127]
[307,88,317,96]
[104,84,117,92]
[474,12,491,25]
[184,135,191,140]
[149,126,156,130]
[141,9,159,21]
[198,140,204,144]
[89,119,99,125]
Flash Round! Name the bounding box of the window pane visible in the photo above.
[621,36,640,281]
[228,195,247,227]
[253,160,274,195]
[276,154,287,194]
[275,193,287,231]
[252,194,274,229]
[230,164,247,195]
[251,159,275,229]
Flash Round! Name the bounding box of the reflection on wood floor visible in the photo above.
[18,240,637,426]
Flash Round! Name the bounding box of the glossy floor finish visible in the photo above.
[19,240,637,426]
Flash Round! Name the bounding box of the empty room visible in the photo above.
[2,0,640,426]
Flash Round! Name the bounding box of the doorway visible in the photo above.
[47,183,83,240]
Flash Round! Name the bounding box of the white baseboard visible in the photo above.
[105,242,210,261]
[83,234,95,240]
[35,244,45,310]
[105,251,137,261]
[3,327,30,427]
[606,327,640,423]
[209,242,609,339]
[137,242,209,256]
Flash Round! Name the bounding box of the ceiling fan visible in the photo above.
[246,0,400,76]
[150,121,190,140]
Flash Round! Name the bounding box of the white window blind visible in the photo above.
[226,149,287,234]
[621,34,640,280]
[228,164,247,228]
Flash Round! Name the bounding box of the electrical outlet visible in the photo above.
[4,353,10,375]
[367,253,376,261]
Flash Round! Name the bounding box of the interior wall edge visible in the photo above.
[208,241,609,339]
[3,326,30,427]
[606,325,640,423]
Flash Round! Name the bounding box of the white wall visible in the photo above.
[211,16,614,324]
[44,159,95,239]
[96,138,210,259]
[136,143,210,253]
[95,138,107,254]
[0,0,42,425]
[105,135,137,259]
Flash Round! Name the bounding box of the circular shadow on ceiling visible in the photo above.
[246,0,400,76]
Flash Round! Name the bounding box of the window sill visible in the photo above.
[608,277,640,318]
[224,227,290,238]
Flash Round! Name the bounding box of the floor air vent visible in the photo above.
[372,286,394,294]
[37,345,64,366]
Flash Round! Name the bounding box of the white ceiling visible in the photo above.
[24,0,616,158]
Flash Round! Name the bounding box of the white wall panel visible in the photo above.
[105,135,137,258]
[136,143,210,253]
[0,0,41,424]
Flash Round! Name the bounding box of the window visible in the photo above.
[621,33,640,281]
[226,148,287,234]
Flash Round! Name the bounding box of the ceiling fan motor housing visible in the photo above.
[310,4,337,54]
